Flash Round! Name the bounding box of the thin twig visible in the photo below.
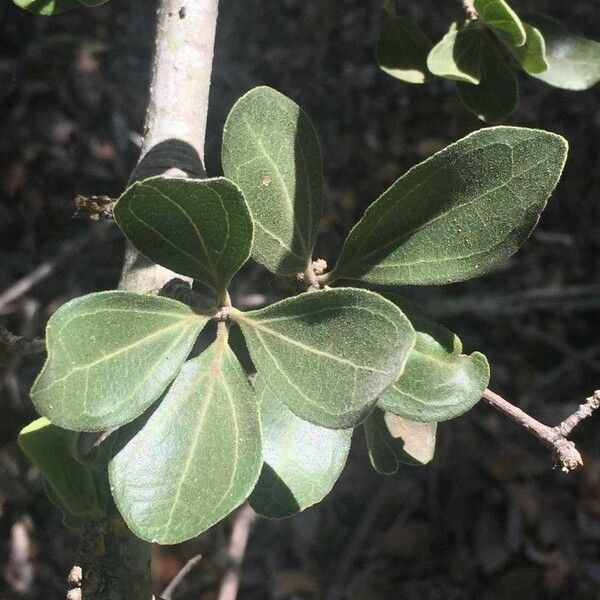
[0,222,111,312]
[161,555,202,600]
[555,390,600,437]
[482,388,600,472]
[217,504,257,600]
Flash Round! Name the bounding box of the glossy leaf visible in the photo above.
[474,0,526,47]
[222,86,323,275]
[427,22,483,84]
[457,37,518,122]
[231,288,416,429]
[31,292,207,431]
[376,14,432,84]
[506,23,548,74]
[364,408,436,474]
[525,14,600,90]
[114,177,253,295]
[332,127,567,286]
[249,379,352,518]
[18,418,106,526]
[378,295,489,422]
[109,339,262,544]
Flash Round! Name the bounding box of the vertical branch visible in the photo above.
[119,0,220,293]
[72,1,220,599]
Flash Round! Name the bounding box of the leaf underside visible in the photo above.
[364,408,437,474]
[109,341,262,544]
[427,22,484,84]
[506,22,548,75]
[31,292,207,431]
[249,379,352,518]
[474,0,526,47]
[222,86,323,275]
[232,288,416,429]
[524,14,600,91]
[114,176,253,295]
[333,126,567,286]
[377,295,489,422]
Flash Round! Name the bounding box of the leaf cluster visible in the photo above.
[377,0,600,121]
[23,87,567,544]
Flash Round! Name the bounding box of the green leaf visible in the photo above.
[109,338,262,544]
[332,127,567,286]
[427,22,484,84]
[31,292,207,431]
[524,14,600,90]
[377,295,489,422]
[222,86,323,275]
[376,14,432,84]
[457,36,519,122]
[506,23,548,74]
[12,0,105,13]
[474,0,526,47]
[231,288,416,429]
[18,418,106,525]
[114,177,253,296]
[364,408,436,474]
[249,378,352,518]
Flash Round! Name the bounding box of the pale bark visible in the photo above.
[71,1,220,598]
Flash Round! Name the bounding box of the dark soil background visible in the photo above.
[1,1,599,598]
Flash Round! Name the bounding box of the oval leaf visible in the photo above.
[19,418,106,526]
[249,379,352,518]
[109,340,262,544]
[332,127,567,286]
[506,22,548,74]
[474,0,526,47]
[377,295,489,422]
[114,177,253,296]
[524,14,600,90]
[376,14,432,84]
[427,22,484,84]
[457,37,519,122]
[364,408,436,474]
[31,292,207,431]
[222,86,323,275]
[231,288,416,429]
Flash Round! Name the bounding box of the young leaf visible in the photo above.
[19,418,106,526]
[249,379,352,518]
[109,339,262,544]
[222,86,323,275]
[473,0,526,47]
[231,288,416,429]
[364,408,436,474]
[376,14,432,84]
[114,177,253,296]
[31,292,207,431]
[524,14,600,90]
[506,23,548,74]
[332,127,567,286]
[377,295,489,422]
[427,22,484,84]
[457,37,519,122]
